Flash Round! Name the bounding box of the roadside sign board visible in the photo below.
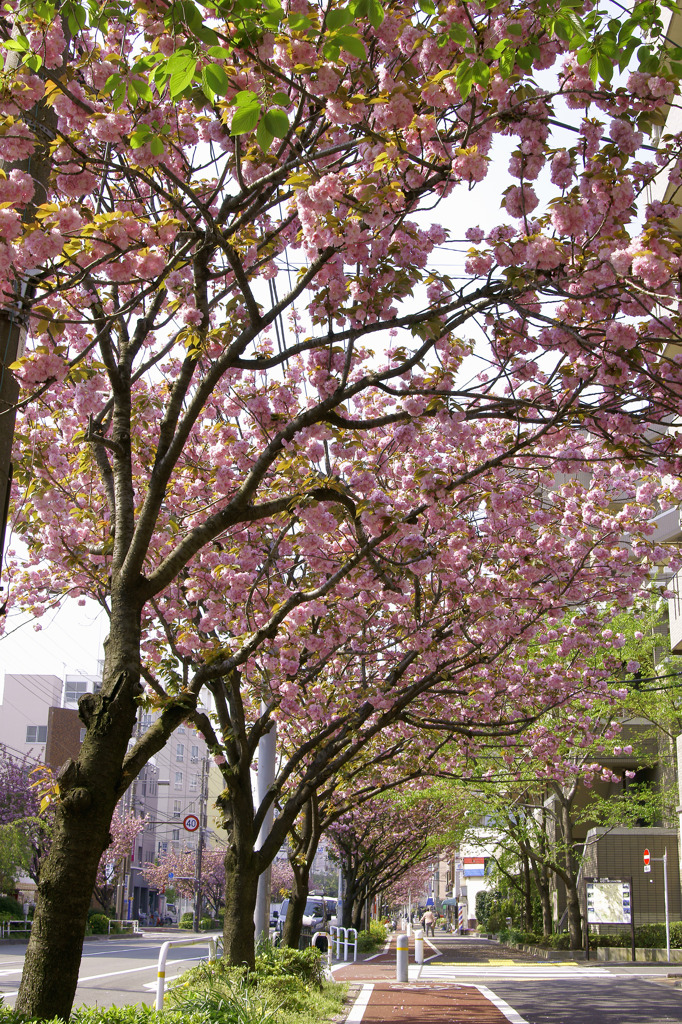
[586,880,631,924]
[183,814,200,832]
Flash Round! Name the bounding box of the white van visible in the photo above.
[277,896,338,933]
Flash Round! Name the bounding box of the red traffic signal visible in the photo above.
[643,849,650,866]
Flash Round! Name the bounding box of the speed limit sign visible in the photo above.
[183,814,200,832]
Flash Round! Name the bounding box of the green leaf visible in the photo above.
[202,62,230,96]
[235,89,258,106]
[589,52,599,83]
[367,0,384,28]
[418,0,435,14]
[256,120,274,151]
[64,0,87,34]
[335,32,366,59]
[326,7,353,30]
[149,136,165,156]
[129,77,153,102]
[231,101,261,134]
[448,24,469,45]
[272,90,290,105]
[166,51,197,98]
[3,36,28,51]
[288,11,310,29]
[130,125,151,148]
[207,45,233,58]
[263,108,289,137]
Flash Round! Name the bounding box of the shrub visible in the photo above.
[589,933,629,948]
[179,912,194,930]
[255,943,325,987]
[507,929,541,946]
[89,914,110,934]
[356,921,387,953]
[199,917,212,931]
[634,922,682,949]
[0,896,22,917]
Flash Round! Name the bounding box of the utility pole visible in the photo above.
[193,756,207,932]
[254,705,276,943]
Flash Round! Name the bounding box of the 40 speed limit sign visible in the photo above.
[183,814,200,832]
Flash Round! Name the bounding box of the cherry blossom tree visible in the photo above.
[3,0,682,1014]
[93,811,148,915]
[270,857,294,901]
[0,750,52,887]
[141,847,225,917]
[329,793,454,930]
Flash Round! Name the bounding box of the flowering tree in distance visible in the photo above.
[93,811,147,915]
[4,0,682,1014]
[141,847,226,918]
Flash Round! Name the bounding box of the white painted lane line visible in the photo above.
[477,984,529,1024]
[77,954,207,985]
[345,984,374,1023]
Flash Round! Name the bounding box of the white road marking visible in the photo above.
[419,964,611,979]
[344,983,374,1022]
[477,984,529,1024]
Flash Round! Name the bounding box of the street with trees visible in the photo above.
[3,0,682,1014]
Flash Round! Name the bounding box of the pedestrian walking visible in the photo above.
[421,908,436,937]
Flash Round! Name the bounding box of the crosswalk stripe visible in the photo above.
[420,965,611,979]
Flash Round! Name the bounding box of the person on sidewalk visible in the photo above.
[421,908,436,937]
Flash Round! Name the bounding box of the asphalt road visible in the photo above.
[2,932,682,1023]
[0,931,216,1008]
[418,937,682,1024]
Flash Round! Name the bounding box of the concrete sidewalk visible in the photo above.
[333,933,527,1024]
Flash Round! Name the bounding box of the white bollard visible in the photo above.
[414,928,424,965]
[406,921,411,937]
[396,933,408,982]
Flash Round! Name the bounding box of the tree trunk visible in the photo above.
[522,853,533,930]
[219,758,260,967]
[559,800,582,950]
[16,600,143,1019]
[281,863,310,948]
[537,865,553,936]
[223,845,260,967]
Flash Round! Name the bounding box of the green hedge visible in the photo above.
[0,896,23,917]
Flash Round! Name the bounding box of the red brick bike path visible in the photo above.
[332,934,517,1024]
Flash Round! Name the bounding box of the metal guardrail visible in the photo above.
[108,919,140,935]
[155,933,221,1009]
[329,925,357,962]
[1,919,32,938]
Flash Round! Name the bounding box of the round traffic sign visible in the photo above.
[183,814,200,832]
[643,848,650,865]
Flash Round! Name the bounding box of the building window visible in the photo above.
[176,744,184,762]
[174,771,183,789]
[189,802,196,813]
[172,830,180,842]
[26,725,47,743]
[79,727,87,743]
[191,745,199,761]
[177,725,185,734]
[141,713,153,730]
[190,774,198,791]
[173,801,181,819]
[64,679,88,706]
